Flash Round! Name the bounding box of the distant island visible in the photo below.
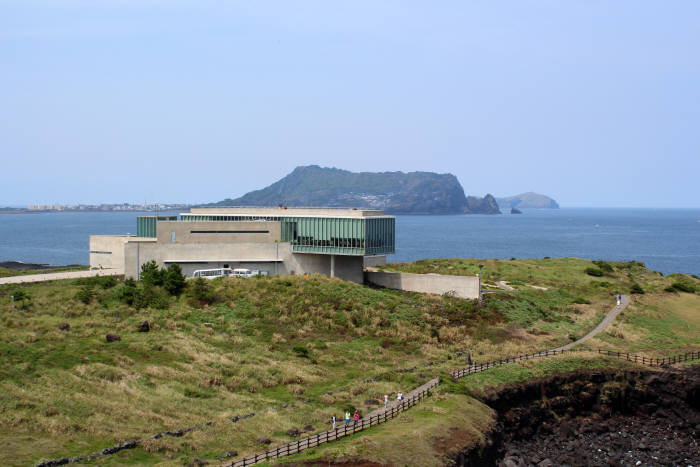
[207,165,502,215]
[496,192,559,210]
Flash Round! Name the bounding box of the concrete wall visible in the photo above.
[365,271,479,299]
[156,220,281,244]
[89,236,127,271]
[363,255,387,268]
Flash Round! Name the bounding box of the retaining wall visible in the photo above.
[365,271,479,299]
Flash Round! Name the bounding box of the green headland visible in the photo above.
[0,258,698,466]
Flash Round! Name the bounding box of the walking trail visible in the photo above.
[553,294,630,351]
[368,294,630,419]
[0,269,122,285]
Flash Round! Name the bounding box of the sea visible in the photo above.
[0,208,699,276]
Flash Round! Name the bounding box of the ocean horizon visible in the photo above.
[0,207,698,276]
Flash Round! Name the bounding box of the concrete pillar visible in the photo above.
[330,255,335,278]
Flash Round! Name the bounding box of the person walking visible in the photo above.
[383,394,388,409]
[353,411,359,427]
[332,415,336,430]
[345,411,350,425]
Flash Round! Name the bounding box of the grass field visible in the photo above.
[0,257,697,466]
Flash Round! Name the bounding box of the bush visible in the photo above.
[592,261,614,273]
[11,289,31,308]
[76,286,94,304]
[292,345,310,358]
[134,285,170,309]
[189,278,215,305]
[585,267,604,277]
[630,283,645,294]
[163,264,186,296]
[113,279,138,306]
[669,281,696,293]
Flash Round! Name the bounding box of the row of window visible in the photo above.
[292,236,365,248]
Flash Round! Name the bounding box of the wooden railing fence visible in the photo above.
[597,349,700,366]
[224,378,439,467]
[451,348,571,379]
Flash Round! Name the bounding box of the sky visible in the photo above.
[1,1,699,208]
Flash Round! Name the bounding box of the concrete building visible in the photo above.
[90,207,394,283]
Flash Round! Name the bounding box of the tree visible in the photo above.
[163,264,186,296]
[140,260,164,287]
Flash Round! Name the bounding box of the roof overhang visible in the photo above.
[163,259,283,263]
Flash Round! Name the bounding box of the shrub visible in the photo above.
[134,285,170,309]
[11,289,31,308]
[97,275,118,289]
[113,279,138,306]
[292,345,310,358]
[163,264,186,296]
[76,286,94,304]
[592,261,614,273]
[630,283,645,294]
[585,267,604,277]
[669,281,696,293]
[189,278,215,305]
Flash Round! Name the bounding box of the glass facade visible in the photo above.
[136,216,178,237]
[177,214,395,255]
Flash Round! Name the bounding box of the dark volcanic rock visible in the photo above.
[256,435,271,445]
[510,208,522,214]
[105,333,121,343]
[459,366,700,467]
[138,321,150,332]
[58,323,70,331]
[465,194,501,214]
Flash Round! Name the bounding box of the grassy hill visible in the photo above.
[0,258,698,466]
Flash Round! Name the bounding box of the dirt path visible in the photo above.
[552,294,630,351]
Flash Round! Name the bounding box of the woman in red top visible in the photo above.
[353,411,359,426]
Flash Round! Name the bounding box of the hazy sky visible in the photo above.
[2,1,699,207]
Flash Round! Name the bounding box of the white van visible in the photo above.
[192,268,233,279]
[233,268,253,277]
